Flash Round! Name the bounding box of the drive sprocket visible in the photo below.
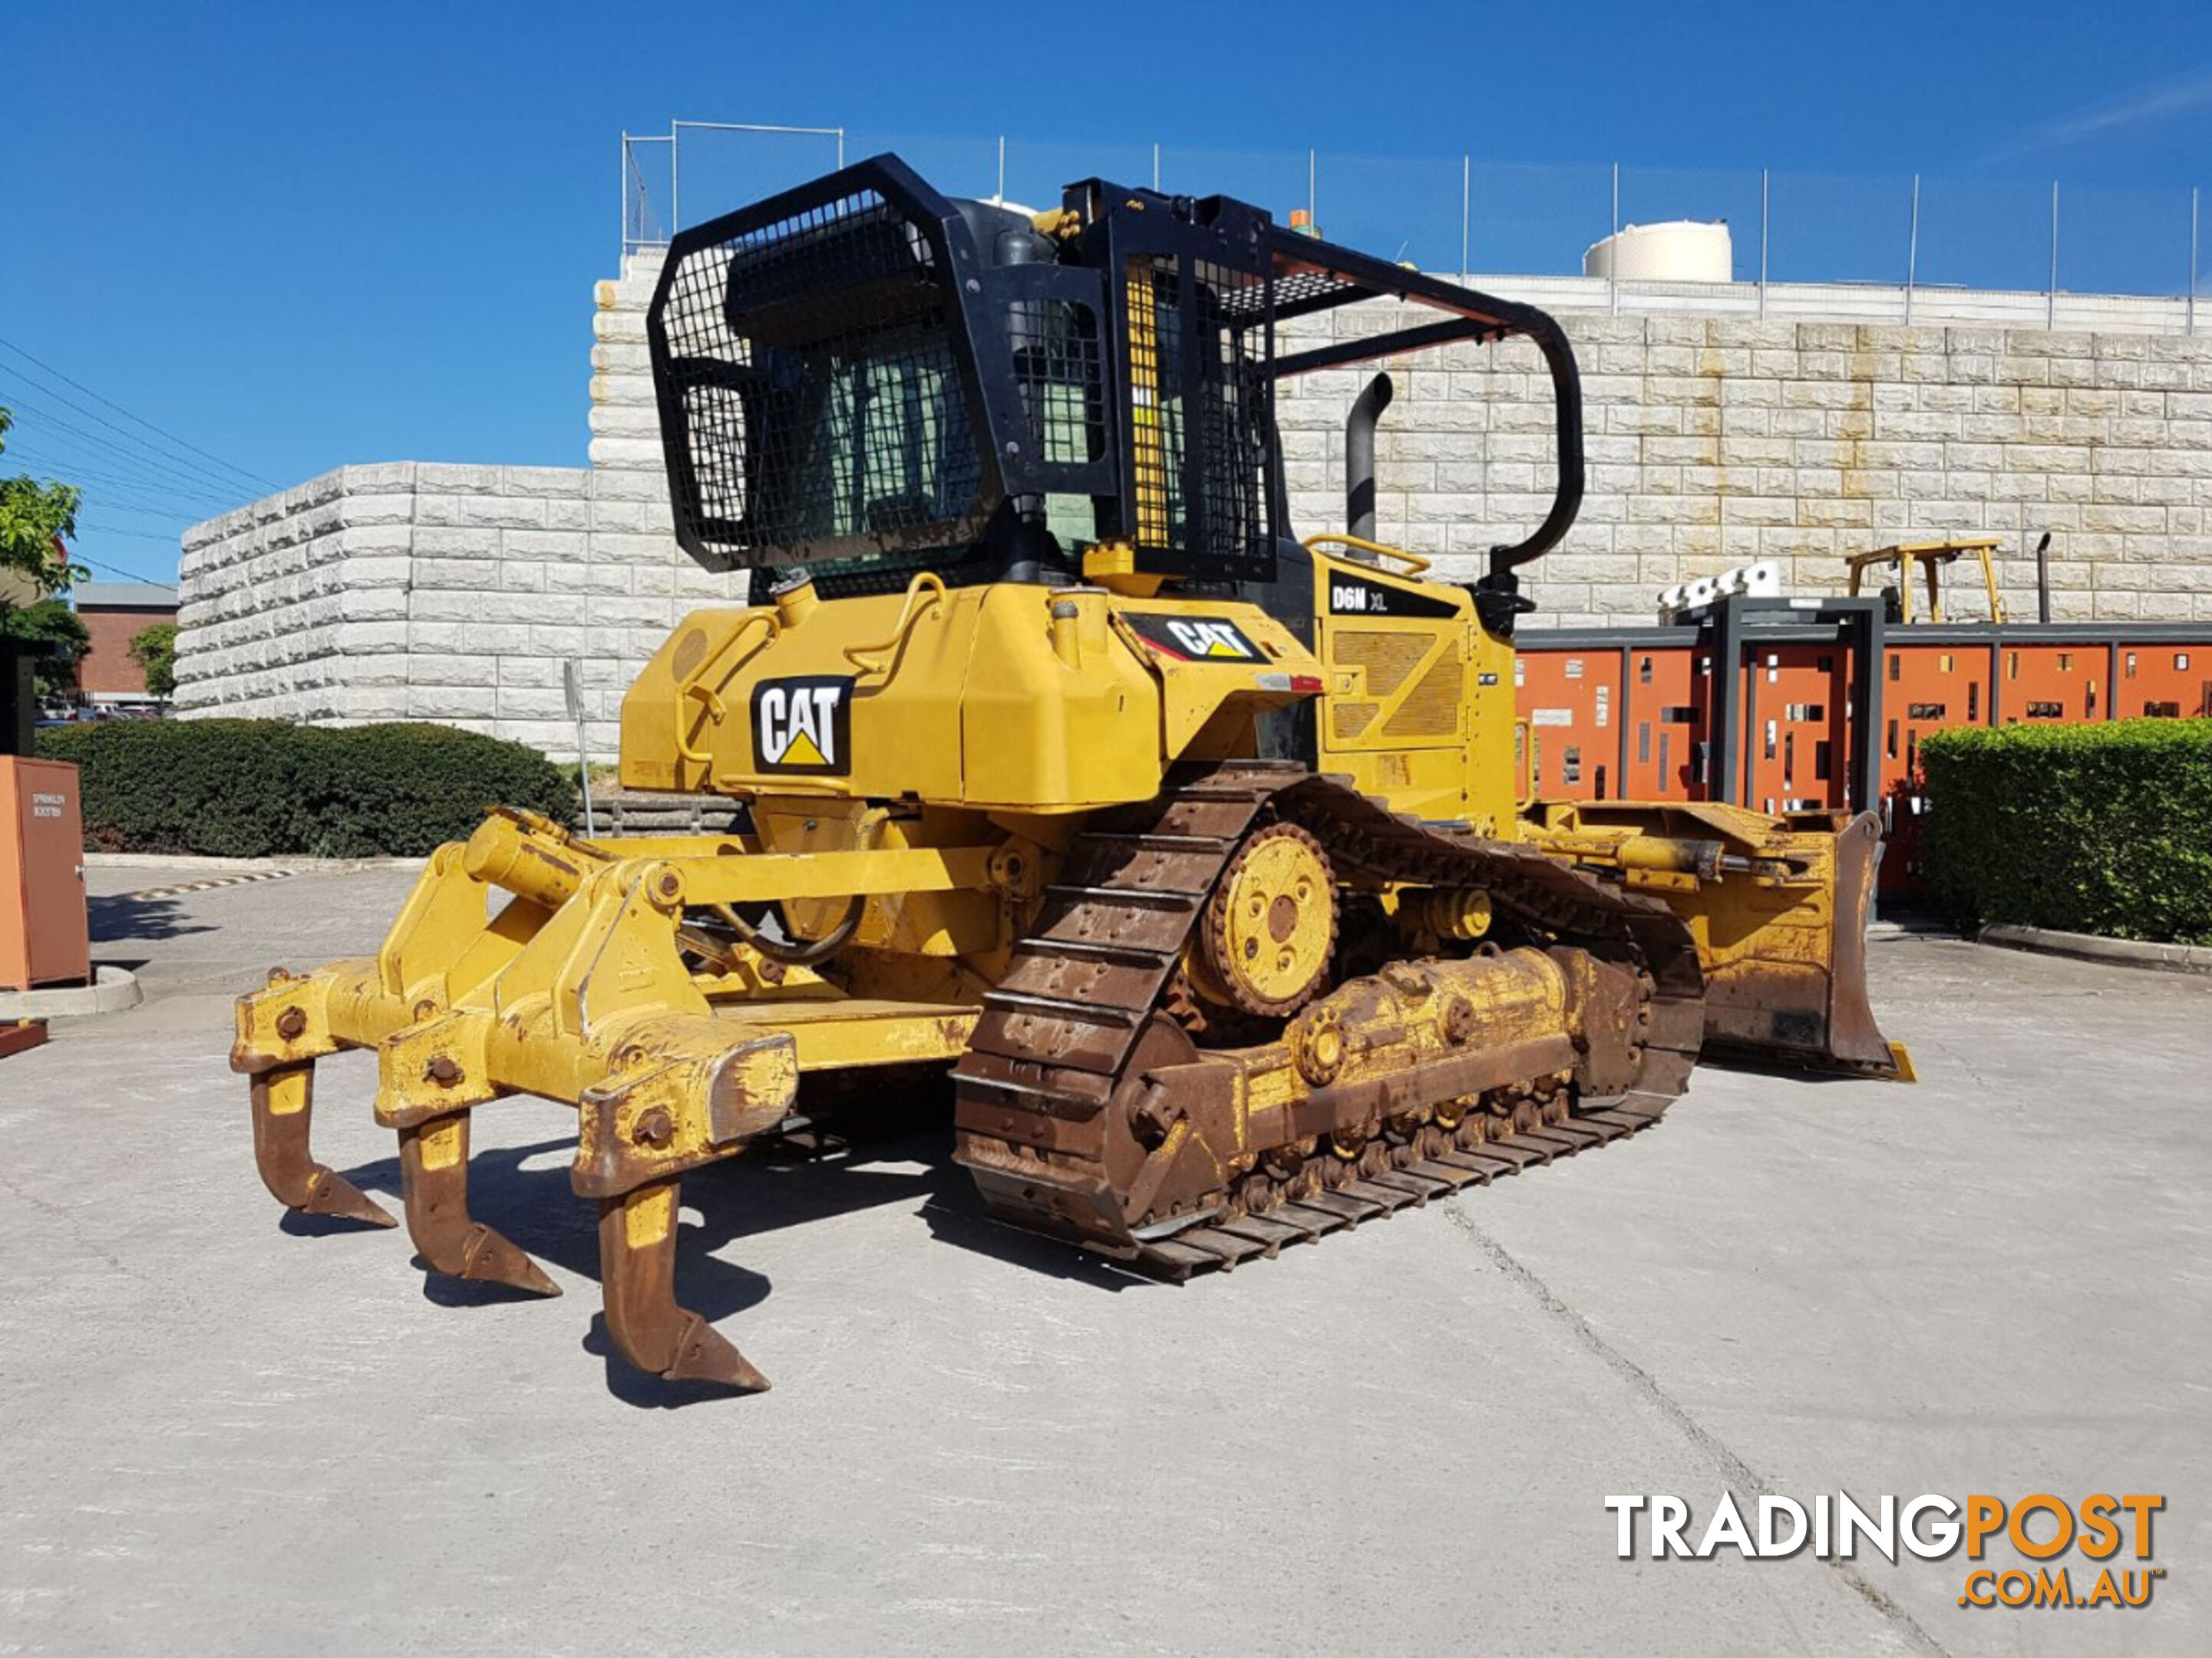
[1190,821,1338,1019]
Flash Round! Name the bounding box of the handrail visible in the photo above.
[1514,718,1537,814]
[674,609,779,765]
[1303,533,1432,576]
[843,570,946,675]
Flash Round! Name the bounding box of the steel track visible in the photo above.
[952,761,1706,1274]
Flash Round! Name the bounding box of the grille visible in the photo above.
[1009,296,1104,469]
[1332,702,1380,741]
[1226,265,1357,320]
[1387,655,1463,738]
[1125,256,1172,547]
[1122,256,1271,573]
[1332,629,1434,697]
[655,189,989,567]
[1188,260,1269,573]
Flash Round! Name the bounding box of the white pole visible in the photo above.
[2049,180,2060,329]
[1609,162,1620,313]
[1308,148,1316,224]
[1461,154,1471,281]
[1906,173,1920,322]
[997,135,1006,202]
[2191,187,2200,335]
[1152,143,1160,191]
[1758,167,1769,319]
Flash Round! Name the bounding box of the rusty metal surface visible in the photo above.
[0,1019,48,1061]
[246,1065,395,1229]
[597,1179,770,1391]
[396,1112,560,1297]
[1692,813,1900,1075]
[953,763,1710,1273]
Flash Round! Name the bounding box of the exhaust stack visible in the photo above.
[1345,372,1395,542]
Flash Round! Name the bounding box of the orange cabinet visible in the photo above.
[1,758,91,992]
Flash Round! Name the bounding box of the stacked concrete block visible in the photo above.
[177,250,2212,759]
[180,462,611,755]
[1273,309,2212,626]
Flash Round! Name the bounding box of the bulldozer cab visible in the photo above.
[1845,537,2007,625]
[647,154,1584,599]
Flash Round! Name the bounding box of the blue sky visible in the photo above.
[4,0,2209,584]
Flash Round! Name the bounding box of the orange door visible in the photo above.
[1879,639,1997,891]
[1,758,91,990]
[1742,642,1855,814]
[1996,642,2112,727]
[1516,647,1626,801]
[1620,643,1708,801]
[2115,643,2210,721]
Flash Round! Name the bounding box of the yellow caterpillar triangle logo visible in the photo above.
[752,676,853,775]
[779,730,827,768]
[1204,638,1246,657]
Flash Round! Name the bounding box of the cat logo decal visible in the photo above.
[1124,613,1263,662]
[752,676,853,775]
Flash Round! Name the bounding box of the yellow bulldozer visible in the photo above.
[233,157,1903,1392]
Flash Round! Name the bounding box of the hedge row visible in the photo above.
[1920,718,2212,946]
[35,719,577,858]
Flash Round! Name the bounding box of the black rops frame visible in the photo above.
[1071,182,1277,583]
[1250,221,1586,585]
[1063,177,1589,593]
[649,153,1588,596]
[646,154,1118,573]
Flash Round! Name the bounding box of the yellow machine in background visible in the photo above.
[1846,537,2009,625]
[234,157,1902,1392]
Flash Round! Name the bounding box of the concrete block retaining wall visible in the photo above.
[176,248,2212,758]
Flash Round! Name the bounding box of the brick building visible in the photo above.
[71,582,178,707]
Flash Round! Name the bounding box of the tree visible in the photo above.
[8,598,90,696]
[2,405,91,700]
[130,620,178,699]
[0,407,86,596]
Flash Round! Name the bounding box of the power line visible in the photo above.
[74,500,197,523]
[72,518,190,545]
[0,333,282,494]
[70,553,178,589]
[3,454,230,516]
[0,378,256,500]
[0,386,260,505]
[2,448,236,511]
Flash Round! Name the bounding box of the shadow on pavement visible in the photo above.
[305,1119,1147,1406]
[89,892,213,944]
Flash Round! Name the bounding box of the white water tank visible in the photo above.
[1583,220,1733,282]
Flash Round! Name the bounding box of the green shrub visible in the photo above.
[1920,718,2212,945]
[34,719,578,857]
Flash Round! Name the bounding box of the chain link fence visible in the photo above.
[621,124,2204,328]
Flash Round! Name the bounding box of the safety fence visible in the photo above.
[621,121,2204,326]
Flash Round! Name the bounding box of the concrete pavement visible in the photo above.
[0,865,2204,1655]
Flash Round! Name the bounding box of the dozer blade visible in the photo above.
[1689,811,1907,1078]
[249,1065,397,1228]
[597,1179,770,1392]
[1525,802,1907,1079]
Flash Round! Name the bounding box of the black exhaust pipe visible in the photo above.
[2034,530,2052,624]
[1345,372,1394,541]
